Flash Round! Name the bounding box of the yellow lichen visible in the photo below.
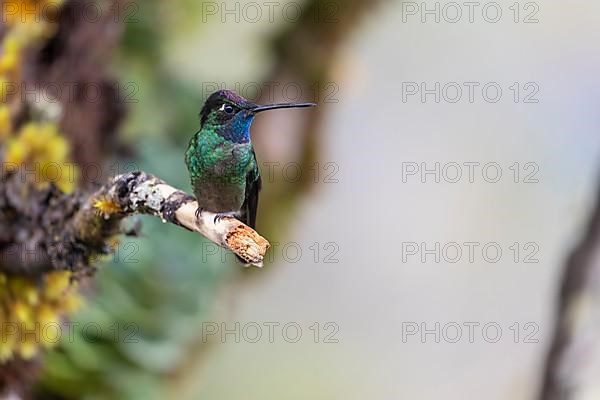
[5,122,79,193]
[0,0,87,365]
[94,197,122,216]
[3,0,65,27]
[0,270,83,363]
[43,270,71,300]
[18,336,38,360]
[0,0,76,195]
[12,300,32,324]
[0,106,12,141]
[0,48,19,75]
[60,291,85,314]
[0,335,16,363]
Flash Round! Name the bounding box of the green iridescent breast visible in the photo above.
[185,129,254,183]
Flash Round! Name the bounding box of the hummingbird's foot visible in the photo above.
[213,212,236,224]
[195,207,203,220]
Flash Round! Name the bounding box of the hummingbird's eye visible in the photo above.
[221,104,235,114]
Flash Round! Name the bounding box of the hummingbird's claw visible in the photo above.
[213,213,234,224]
[195,207,203,220]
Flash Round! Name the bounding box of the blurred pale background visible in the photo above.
[191,2,600,399]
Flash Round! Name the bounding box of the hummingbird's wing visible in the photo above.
[240,151,261,229]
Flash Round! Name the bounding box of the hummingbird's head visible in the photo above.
[199,90,316,143]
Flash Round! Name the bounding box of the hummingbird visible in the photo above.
[185,90,315,230]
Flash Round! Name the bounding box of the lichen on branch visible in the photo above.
[79,171,271,267]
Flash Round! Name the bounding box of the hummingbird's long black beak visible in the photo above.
[251,102,316,113]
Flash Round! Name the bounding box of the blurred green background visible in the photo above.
[40,0,342,398]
